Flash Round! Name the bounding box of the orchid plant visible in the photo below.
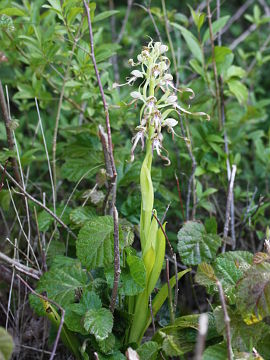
[115,40,210,345]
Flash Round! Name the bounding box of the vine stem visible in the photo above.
[83,0,119,313]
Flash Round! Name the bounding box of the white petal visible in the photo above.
[160,44,168,54]
[130,91,143,100]
[163,118,178,127]
[131,70,143,78]
[167,95,177,104]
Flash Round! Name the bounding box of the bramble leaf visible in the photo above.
[77,216,123,269]
[177,221,221,265]
[84,308,113,341]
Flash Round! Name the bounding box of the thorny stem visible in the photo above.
[83,0,119,313]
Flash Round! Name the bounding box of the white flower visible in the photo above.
[131,70,143,78]
[152,111,162,129]
[130,91,144,101]
[131,128,145,162]
[162,118,178,128]
[167,95,177,104]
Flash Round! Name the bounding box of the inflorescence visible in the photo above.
[114,40,210,165]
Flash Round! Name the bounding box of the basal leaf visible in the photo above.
[177,221,221,265]
[84,308,113,341]
[77,216,123,269]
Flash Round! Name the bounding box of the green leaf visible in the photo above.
[203,342,227,360]
[136,341,159,360]
[202,16,230,43]
[162,334,183,356]
[77,216,123,269]
[214,46,234,76]
[226,65,247,79]
[106,254,146,296]
[177,221,222,265]
[0,327,14,360]
[189,59,204,76]
[227,79,248,104]
[65,291,102,334]
[127,254,146,289]
[0,8,27,16]
[84,308,113,341]
[70,206,96,227]
[98,333,116,354]
[142,270,191,336]
[195,262,217,291]
[236,262,270,322]
[171,22,203,63]
[36,262,90,307]
[93,10,119,22]
[214,306,270,351]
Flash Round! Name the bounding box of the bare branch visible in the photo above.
[0,251,41,279]
[194,313,209,360]
[216,280,233,360]
[222,165,237,252]
[0,163,77,240]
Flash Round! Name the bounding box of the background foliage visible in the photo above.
[0,0,270,359]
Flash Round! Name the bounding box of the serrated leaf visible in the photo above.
[0,327,14,360]
[236,262,270,322]
[177,221,222,265]
[84,308,113,341]
[203,16,230,43]
[36,262,89,307]
[70,207,96,227]
[77,216,123,269]
[136,341,159,360]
